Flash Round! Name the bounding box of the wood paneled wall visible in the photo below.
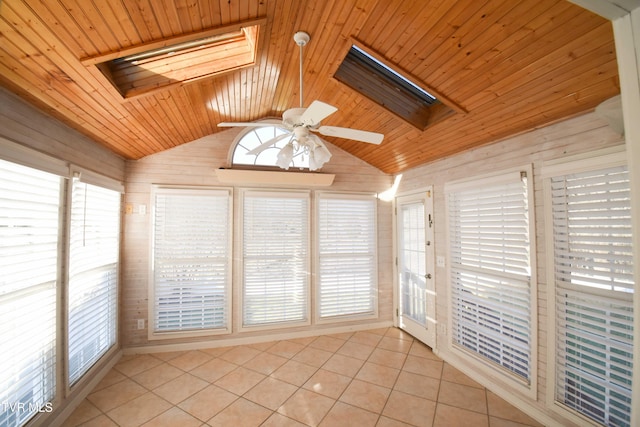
[122,128,394,348]
[397,111,625,426]
[0,87,126,180]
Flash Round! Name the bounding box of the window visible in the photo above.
[397,195,428,327]
[232,125,310,169]
[0,159,60,427]
[547,160,633,426]
[151,187,231,336]
[317,193,377,319]
[242,190,310,327]
[446,168,533,385]
[68,180,120,385]
[85,20,265,98]
[334,44,457,130]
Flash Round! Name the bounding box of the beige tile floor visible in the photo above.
[63,328,544,427]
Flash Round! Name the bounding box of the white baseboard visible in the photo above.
[124,321,394,355]
[47,350,123,427]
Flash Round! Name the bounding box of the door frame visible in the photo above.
[393,186,436,348]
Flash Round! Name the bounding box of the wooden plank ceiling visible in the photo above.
[0,0,619,174]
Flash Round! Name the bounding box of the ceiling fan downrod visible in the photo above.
[294,31,310,108]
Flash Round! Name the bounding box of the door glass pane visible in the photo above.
[399,201,426,325]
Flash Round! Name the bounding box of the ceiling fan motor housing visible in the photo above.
[283,107,312,128]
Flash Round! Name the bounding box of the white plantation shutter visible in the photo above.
[68,181,120,385]
[317,193,377,319]
[152,188,231,333]
[0,159,59,427]
[447,171,532,382]
[242,190,309,327]
[550,165,633,427]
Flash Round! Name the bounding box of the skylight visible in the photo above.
[334,44,456,130]
[83,19,265,99]
[350,45,437,104]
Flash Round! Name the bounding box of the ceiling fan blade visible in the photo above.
[316,126,384,144]
[246,133,292,155]
[218,122,270,127]
[300,101,338,126]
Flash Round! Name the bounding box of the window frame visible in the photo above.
[315,191,379,323]
[65,169,123,396]
[229,124,312,170]
[148,185,233,340]
[67,176,121,386]
[444,164,537,399]
[238,188,311,332]
[542,147,634,427]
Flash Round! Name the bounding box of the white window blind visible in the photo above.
[550,165,633,427]
[447,171,532,382]
[0,159,59,427]
[317,193,377,319]
[152,188,231,333]
[242,191,309,327]
[68,181,120,385]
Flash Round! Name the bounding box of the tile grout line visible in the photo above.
[310,331,383,427]
[70,328,538,427]
[378,333,413,426]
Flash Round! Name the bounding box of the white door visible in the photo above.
[396,188,436,347]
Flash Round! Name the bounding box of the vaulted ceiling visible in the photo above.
[0,0,619,174]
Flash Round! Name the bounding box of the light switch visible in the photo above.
[437,256,445,268]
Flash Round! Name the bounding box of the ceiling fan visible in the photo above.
[218,31,384,170]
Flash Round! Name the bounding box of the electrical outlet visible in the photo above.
[139,204,147,215]
[437,256,445,268]
[137,319,145,330]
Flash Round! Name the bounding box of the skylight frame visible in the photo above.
[114,31,245,65]
[81,18,266,99]
[333,41,465,131]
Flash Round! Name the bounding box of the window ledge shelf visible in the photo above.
[215,168,335,187]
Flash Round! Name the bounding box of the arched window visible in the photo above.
[232,125,310,169]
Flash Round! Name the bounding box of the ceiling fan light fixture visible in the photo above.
[308,152,321,171]
[309,141,332,171]
[314,142,332,164]
[276,143,295,170]
[219,31,383,171]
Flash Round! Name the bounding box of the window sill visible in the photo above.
[215,168,335,187]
